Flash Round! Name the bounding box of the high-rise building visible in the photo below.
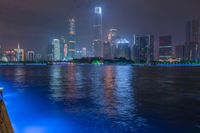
[60,36,66,60]
[63,44,68,60]
[107,29,119,59]
[103,41,112,59]
[185,20,200,61]
[26,51,35,62]
[82,48,87,58]
[175,45,185,60]
[13,44,25,62]
[93,7,103,57]
[5,50,16,62]
[132,35,154,62]
[52,39,60,61]
[35,53,43,62]
[17,44,21,62]
[68,18,76,60]
[159,36,173,61]
[107,29,118,43]
[114,38,131,60]
[47,44,54,61]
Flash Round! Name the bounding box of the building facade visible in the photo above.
[113,38,130,60]
[132,35,154,63]
[52,39,60,61]
[93,7,103,57]
[185,20,200,61]
[68,18,76,60]
[103,41,112,59]
[27,51,35,62]
[175,45,185,60]
[159,36,173,61]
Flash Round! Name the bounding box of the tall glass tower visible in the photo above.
[68,18,76,60]
[93,7,103,57]
[52,39,60,61]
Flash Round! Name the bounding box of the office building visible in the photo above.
[175,45,185,60]
[103,41,112,59]
[27,51,35,62]
[52,39,60,61]
[185,20,200,61]
[93,7,103,57]
[159,36,173,61]
[13,44,25,62]
[82,48,87,57]
[132,35,154,62]
[60,36,66,60]
[68,18,76,60]
[47,44,54,61]
[114,38,130,60]
[63,44,68,60]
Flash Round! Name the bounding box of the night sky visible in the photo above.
[0,0,200,55]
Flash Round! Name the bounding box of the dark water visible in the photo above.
[0,65,200,133]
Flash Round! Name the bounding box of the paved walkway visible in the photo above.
[0,100,14,133]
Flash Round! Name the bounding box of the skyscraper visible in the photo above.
[13,44,25,62]
[107,29,118,44]
[103,41,112,59]
[175,45,185,60]
[159,36,173,61]
[17,43,21,62]
[52,39,60,61]
[60,36,66,60]
[185,20,200,61]
[68,18,76,60]
[93,7,103,57]
[82,48,87,58]
[47,44,54,61]
[114,38,130,60]
[132,35,154,63]
[27,51,35,62]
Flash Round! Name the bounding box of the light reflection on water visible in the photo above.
[0,65,200,133]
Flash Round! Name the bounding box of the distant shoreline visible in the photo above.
[0,62,200,67]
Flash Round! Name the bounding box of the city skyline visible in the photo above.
[1,0,200,55]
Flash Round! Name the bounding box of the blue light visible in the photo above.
[95,7,102,14]
[116,38,130,44]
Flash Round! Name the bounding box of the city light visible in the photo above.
[95,7,102,14]
[116,38,130,44]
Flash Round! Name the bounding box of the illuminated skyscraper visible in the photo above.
[52,39,60,61]
[68,18,76,60]
[17,43,21,62]
[103,41,112,59]
[63,44,68,60]
[159,36,173,61]
[60,36,66,60]
[114,38,131,60]
[26,51,35,61]
[93,7,103,57]
[185,20,200,61]
[47,44,54,61]
[82,48,87,57]
[132,35,154,63]
[107,29,118,44]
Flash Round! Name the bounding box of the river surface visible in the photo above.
[0,65,200,133]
